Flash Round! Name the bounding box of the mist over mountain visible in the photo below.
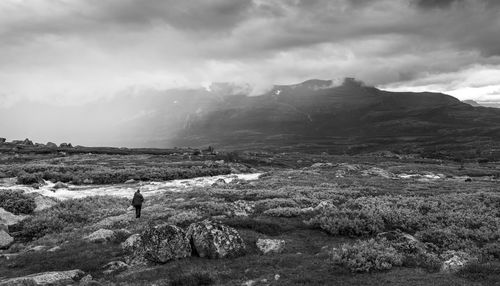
[2,78,500,153]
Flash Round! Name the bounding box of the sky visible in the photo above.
[1,0,500,145]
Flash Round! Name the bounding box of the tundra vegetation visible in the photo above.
[0,151,499,285]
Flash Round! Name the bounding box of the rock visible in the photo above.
[83,178,93,184]
[26,245,47,252]
[242,280,257,286]
[139,224,191,263]
[102,261,129,275]
[310,162,334,168]
[231,200,255,217]
[52,181,68,189]
[212,178,227,187]
[187,220,246,259]
[124,179,136,184]
[0,269,85,286]
[0,223,8,233]
[59,143,72,148]
[46,142,57,148]
[84,229,116,243]
[256,239,286,255]
[440,251,478,273]
[48,246,61,252]
[0,207,27,226]
[0,230,14,249]
[33,195,59,212]
[274,274,280,281]
[121,234,142,251]
[79,274,93,283]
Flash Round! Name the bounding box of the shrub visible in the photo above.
[14,196,128,241]
[0,190,36,214]
[263,207,303,218]
[222,217,292,236]
[331,239,403,272]
[17,172,43,185]
[169,271,214,286]
[310,209,385,237]
[167,211,202,227]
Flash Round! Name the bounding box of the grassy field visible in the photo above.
[1,152,500,285]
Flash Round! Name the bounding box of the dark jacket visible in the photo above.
[131,192,144,206]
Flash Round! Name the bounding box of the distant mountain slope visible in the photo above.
[171,78,500,151]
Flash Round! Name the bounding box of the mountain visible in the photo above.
[3,77,500,158]
[169,78,500,156]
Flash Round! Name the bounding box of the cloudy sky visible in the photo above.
[1,0,500,106]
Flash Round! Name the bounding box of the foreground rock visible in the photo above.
[0,269,85,286]
[0,230,14,249]
[84,229,116,243]
[139,224,191,263]
[52,182,68,189]
[187,220,246,259]
[33,195,59,212]
[256,239,286,254]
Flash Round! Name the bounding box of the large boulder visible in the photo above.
[187,220,246,259]
[0,269,85,286]
[0,208,27,226]
[140,224,191,263]
[256,239,286,255]
[45,142,57,148]
[84,229,116,243]
[0,230,14,249]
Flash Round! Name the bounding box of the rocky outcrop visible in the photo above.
[377,230,429,255]
[256,239,286,255]
[139,224,191,263]
[187,220,246,259]
[84,229,116,243]
[0,230,14,249]
[59,143,72,148]
[0,269,85,286]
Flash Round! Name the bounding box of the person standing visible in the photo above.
[131,189,144,218]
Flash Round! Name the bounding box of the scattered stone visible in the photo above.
[0,269,85,286]
[33,195,59,212]
[0,207,27,226]
[465,178,472,182]
[102,261,129,275]
[26,245,47,252]
[124,179,136,184]
[310,162,334,168]
[274,274,280,281]
[187,220,246,259]
[53,181,68,189]
[377,230,429,254]
[441,251,478,273]
[83,178,93,184]
[242,280,257,286]
[84,229,116,243]
[0,230,14,249]
[140,224,191,263]
[47,246,61,252]
[212,178,227,187]
[231,200,255,217]
[79,274,93,283]
[256,239,286,255]
[174,198,185,202]
[121,234,142,252]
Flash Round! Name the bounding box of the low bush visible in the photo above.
[263,207,303,218]
[14,196,128,241]
[222,217,293,236]
[168,211,202,227]
[169,271,214,286]
[0,190,36,215]
[331,239,403,272]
